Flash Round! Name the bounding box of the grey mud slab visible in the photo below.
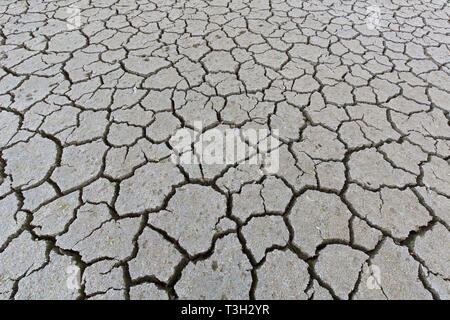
[0,0,449,300]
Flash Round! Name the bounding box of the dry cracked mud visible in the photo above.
[0,0,449,300]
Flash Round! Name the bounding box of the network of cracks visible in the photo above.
[0,0,449,300]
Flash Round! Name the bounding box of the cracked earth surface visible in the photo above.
[0,0,449,300]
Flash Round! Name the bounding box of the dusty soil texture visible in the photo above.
[0,0,449,300]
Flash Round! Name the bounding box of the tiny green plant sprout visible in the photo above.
[59,203,69,214]
[106,236,114,245]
